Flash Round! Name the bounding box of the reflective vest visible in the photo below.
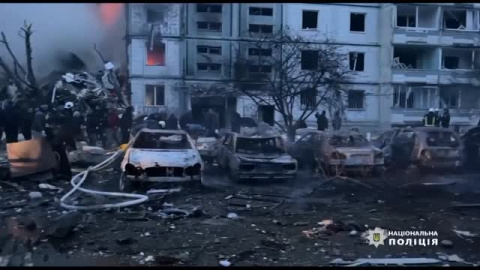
[424,116,436,127]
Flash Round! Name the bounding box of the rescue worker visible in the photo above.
[4,101,20,143]
[119,106,133,144]
[57,102,76,151]
[315,110,329,131]
[332,110,342,131]
[19,105,34,141]
[434,108,441,127]
[441,108,451,129]
[166,113,178,130]
[204,108,219,137]
[32,105,48,134]
[86,111,99,146]
[423,108,436,127]
[107,108,120,148]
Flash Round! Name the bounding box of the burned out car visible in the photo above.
[119,128,203,190]
[195,137,218,163]
[287,129,325,169]
[216,132,297,182]
[314,131,384,175]
[379,127,463,170]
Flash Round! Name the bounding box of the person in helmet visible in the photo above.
[423,108,436,127]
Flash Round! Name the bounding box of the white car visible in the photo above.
[119,128,203,191]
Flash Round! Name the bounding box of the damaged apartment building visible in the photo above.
[126,3,480,131]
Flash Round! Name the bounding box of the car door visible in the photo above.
[217,134,232,168]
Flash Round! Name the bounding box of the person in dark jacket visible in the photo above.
[166,113,178,130]
[32,105,48,133]
[423,108,436,127]
[4,101,20,143]
[19,105,34,141]
[107,108,120,147]
[119,106,133,144]
[231,111,241,133]
[204,108,219,137]
[57,102,76,151]
[86,112,99,146]
[441,108,450,129]
[315,111,329,131]
[434,108,441,127]
[179,111,193,131]
[332,110,342,131]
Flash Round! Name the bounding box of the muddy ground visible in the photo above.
[1,159,480,266]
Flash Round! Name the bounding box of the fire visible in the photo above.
[99,3,123,26]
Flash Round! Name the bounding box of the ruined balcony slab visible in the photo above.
[440,30,480,46]
[438,70,476,84]
[393,28,440,45]
[392,69,439,84]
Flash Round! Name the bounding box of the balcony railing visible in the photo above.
[392,69,439,84]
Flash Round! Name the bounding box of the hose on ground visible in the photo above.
[60,141,149,210]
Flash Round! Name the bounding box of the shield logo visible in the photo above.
[373,233,381,242]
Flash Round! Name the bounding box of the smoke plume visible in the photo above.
[0,3,125,79]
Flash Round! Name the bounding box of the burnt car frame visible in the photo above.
[119,128,203,190]
[287,129,325,170]
[375,127,463,170]
[313,131,384,176]
[216,132,297,182]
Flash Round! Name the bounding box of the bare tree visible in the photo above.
[0,21,40,105]
[231,28,351,140]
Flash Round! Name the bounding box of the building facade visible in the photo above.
[126,3,480,131]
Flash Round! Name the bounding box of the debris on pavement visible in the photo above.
[330,257,442,266]
[145,256,155,262]
[28,192,43,200]
[147,188,182,195]
[441,240,453,248]
[115,237,136,245]
[453,230,477,239]
[302,219,346,239]
[0,181,25,192]
[46,212,83,239]
[438,254,475,265]
[227,213,239,220]
[38,183,62,191]
[219,259,231,267]
[451,203,480,208]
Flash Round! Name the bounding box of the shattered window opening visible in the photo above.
[249,7,273,16]
[249,24,274,34]
[302,10,319,29]
[146,9,163,24]
[248,48,272,57]
[329,134,369,147]
[300,88,317,110]
[146,42,166,66]
[301,50,319,70]
[197,22,222,31]
[348,90,365,109]
[443,56,460,69]
[396,5,416,27]
[197,4,222,13]
[236,137,285,155]
[133,132,192,150]
[426,132,459,148]
[349,52,365,71]
[145,85,165,106]
[197,45,222,55]
[197,63,222,72]
[443,10,467,30]
[350,13,366,32]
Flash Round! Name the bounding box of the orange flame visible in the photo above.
[99,3,123,26]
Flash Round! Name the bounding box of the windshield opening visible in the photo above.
[133,132,191,150]
[329,134,369,147]
[236,137,285,155]
[426,132,459,148]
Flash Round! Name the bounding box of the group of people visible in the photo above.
[314,110,343,131]
[0,99,134,151]
[423,108,450,128]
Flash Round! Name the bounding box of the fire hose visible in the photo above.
[60,141,149,210]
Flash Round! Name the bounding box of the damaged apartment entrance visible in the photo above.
[191,96,237,128]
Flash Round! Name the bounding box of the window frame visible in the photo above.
[350,12,366,33]
[301,50,320,70]
[248,48,272,57]
[302,10,319,30]
[196,4,222,13]
[300,88,317,110]
[248,24,274,34]
[249,7,273,16]
[347,90,365,109]
[197,63,222,72]
[349,52,365,72]
[197,21,222,32]
[197,45,222,55]
[144,85,165,107]
[145,41,166,67]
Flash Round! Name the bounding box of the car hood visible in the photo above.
[128,149,201,168]
[235,153,295,163]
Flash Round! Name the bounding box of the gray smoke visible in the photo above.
[0,3,126,79]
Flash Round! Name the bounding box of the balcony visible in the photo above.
[439,48,480,84]
[392,46,440,84]
[393,28,440,45]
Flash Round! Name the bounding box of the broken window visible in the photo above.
[197,63,222,71]
[248,48,272,56]
[347,90,365,109]
[349,52,365,71]
[249,7,273,16]
[197,22,222,31]
[396,5,416,27]
[145,85,165,106]
[236,137,285,155]
[302,10,318,29]
[443,10,466,29]
[300,88,317,110]
[248,65,272,73]
[249,24,274,34]
[350,13,366,32]
[393,87,414,108]
[197,45,222,55]
[440,88,459,108]
[301,50,319,70]
[443,56,459,69]
[197,4,222,13]
[146,9,164,24]
[146,41,165,66]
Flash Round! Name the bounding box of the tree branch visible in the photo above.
[0,32,27,76]
[94,43,107,64]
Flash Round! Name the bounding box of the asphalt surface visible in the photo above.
[1,157,480,266]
